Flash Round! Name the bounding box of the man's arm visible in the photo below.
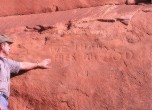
[20,59,51,70]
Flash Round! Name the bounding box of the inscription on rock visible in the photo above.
[49,41,134,63]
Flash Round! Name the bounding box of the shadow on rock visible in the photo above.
[11,70,29,78]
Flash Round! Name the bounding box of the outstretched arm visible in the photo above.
[20,59,51,70]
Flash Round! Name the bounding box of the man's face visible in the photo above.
[1,42,11,56]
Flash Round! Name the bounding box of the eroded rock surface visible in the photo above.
[0,4,151,110]
[0,0,151,16]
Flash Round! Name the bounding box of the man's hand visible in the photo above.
[38,59,51,68]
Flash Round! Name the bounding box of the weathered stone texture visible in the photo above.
[0,4,151,110]
[0,0,150,17]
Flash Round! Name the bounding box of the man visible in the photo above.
[0,34,51,110]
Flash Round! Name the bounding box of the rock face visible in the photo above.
[0,0,125,16]
[0,4,152,110]
[0,0,150,17]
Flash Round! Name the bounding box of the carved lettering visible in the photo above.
[123,50,133,60]
[84,53,97,61]
[49,41,134,64]
[54,54,63,63]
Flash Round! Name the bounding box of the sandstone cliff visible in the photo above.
[0,0,150,16]
[0,1,151,110]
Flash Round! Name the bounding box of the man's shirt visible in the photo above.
[0,58,20,97]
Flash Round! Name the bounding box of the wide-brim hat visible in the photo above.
[0,34,13,44]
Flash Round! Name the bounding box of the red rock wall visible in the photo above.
[0,0,125,16]
[0,0,151,17]
[0,0,150,17]
[0,4,151,110]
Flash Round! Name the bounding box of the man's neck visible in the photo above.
[0,52,7,58]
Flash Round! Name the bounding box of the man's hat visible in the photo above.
[0,34,13,44]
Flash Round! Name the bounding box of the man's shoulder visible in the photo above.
[3,58,19,65]
[0,60,3,64]
[4,58,16,62]
[5,58,20,65]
